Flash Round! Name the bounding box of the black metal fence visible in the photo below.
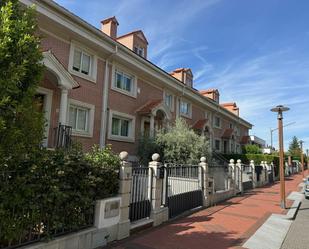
[0,170,95,249]
[163,164,204,218]
[129,167,153,222]
[53,123,72,149]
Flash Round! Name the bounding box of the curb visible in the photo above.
[243,191,303,249]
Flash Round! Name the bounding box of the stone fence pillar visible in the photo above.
[228,159,235,191]
[199,156,210,207]
[149,153,169,226]
[236,159,243,194]
[117,151,132,240]
[250,160,256,188]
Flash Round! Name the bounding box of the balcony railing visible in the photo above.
[53,123,72,149]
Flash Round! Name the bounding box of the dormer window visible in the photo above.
[134,46,144,57]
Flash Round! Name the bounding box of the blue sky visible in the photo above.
[55,0,309,152]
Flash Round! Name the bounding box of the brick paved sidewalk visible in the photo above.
[281,190,309,249]
[106,172,306,249]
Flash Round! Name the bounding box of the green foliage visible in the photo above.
[0,0,45,169]
[0,145,120,246]
[155,118,210,164]
[137,134,162,166]
[223,153,280,176]
[243,144,262,154]
[85,145,120,199]
[288,136,302,157]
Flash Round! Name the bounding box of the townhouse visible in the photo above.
[22,0,252,160]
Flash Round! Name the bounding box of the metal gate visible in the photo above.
[129,167,153,222]
[163,164,204,218]
[242,164,253,191]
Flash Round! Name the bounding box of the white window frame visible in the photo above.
[179,99,192,119]
[134,46,145,57]
[213,116,221,129]
[111,65,137,98]
[163,90,174,112]
[108,110,135,143]
[67,99,95,137]
[214,139,221,152]
[68,42,97,83]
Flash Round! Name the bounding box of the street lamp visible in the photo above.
[299,140,304,178]
[271,105,290,209]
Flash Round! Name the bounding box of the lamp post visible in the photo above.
[300,140,304,178]
[271,105,289,209]
[306,149,309,169]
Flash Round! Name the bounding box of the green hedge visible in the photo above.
[223,154,280,176]
[0,145,120,247]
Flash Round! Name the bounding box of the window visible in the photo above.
[108,110,135,142]
[111,117,130,137]
[112,68,136,97]
[229,123,233,129]
[72,48,92,75]
[69,105,89,132]
[164,92,173,110]
[69,43,97,82]
[180,100,191,117]
[215,139,221,151]
[134,46,144,57]
[67,99,95,137]
[214,116,221,128]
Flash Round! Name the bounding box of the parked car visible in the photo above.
[304,177,309,198]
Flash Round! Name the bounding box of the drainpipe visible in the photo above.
[100,45,118,148]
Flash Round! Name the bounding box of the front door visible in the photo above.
[223,140,228,154]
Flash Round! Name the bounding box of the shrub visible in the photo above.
[155,118,210,164]
[0,144,120,246]
[243,144,262,154]
[85,144,120,199]
[137,134,162,166]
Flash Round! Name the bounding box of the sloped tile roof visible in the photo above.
[135,99,162,114]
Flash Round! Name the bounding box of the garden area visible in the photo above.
[0,1,120,247]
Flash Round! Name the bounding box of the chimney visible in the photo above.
[170,68,193,87]
[101,16,119,39]
[221,102,239,116]
[200,89,220,103]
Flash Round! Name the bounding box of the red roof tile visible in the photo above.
[240,135,250,144]
[192,119,208,130]
[221,128,234,139]
[136,99,162,114]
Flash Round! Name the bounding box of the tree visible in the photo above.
[288,136,301,157]
[243,144,261,154]
[155,118,210,164]
[0,0,44,169]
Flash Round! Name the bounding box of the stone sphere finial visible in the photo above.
[152,153,160,162]
[230,159,235,164]
[237,159,241,164]
[200,156,206,163]
[250,160,254,164]
[119,151,128,161]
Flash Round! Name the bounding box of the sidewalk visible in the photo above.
[105,172,305,249]
[281,188,309,249]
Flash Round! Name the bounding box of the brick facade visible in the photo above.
[29,0,252,158]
